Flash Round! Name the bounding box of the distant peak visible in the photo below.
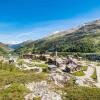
[52,31,60,34]
[93,19,100,24]
[84,19,100,25]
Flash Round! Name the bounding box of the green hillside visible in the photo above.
[14,20,100,54]
[0,43,11,55]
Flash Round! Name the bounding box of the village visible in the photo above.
[0,52,100,100]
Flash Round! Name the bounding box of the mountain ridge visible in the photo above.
[14,19,100,54]
[8,40,33,49]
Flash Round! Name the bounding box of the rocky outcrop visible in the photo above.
[49,72,69,87]
[24,81,62,100]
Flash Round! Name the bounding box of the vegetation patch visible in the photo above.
[32,60,41,62]
[0,62,48,88]
[17,59,24,66]
[91,68,97,81]
[34,96,41,100]
[73,71,85,76]
[62,85,100,100]
[35,63,48,73]
[82,66,88,71]
[35,63,48,68]
[0,83,29,100]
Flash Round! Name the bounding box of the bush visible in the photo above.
[17,60,24,66]
[42,67,48,73]
[67,38,96,53]
[32,60,41,62]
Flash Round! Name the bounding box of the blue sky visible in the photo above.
[0,0,100,44]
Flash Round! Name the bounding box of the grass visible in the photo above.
[0,83,29,100]
[82,66,88,71]
[55,78,100,100]
[91,68,97,81]
[35,63,48,68]
[0,61,48,99]
[34,97,41,100]
[32,60,41,62]
[17,59,24,66]
[0,62,48,88]
[62,85,100,100]
[73,71,85,76]
[0,70,48,88]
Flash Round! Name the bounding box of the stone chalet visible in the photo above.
[23,54,33,59]
[23,53,51,61]
[65,57,82,73]
[47,57,82,73]
[23,53,82,73]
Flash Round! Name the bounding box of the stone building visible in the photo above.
[65,58,82,73]
[23,53,51,61]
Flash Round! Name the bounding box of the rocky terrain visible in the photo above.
[25,81,62,100]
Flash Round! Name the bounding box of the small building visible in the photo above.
[65,58,82,73]
[23,53,51,61]
[23,54,33,59]
[47,58,56,64]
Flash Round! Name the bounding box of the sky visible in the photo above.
[0,0,100,44]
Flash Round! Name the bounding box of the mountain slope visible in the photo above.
[0,42,12,55]
[8,40,33,49]
[15,19,100,54]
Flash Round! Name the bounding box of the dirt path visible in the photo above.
[95,66,100,87]
[84,66,94,78]
[76,65,95,87]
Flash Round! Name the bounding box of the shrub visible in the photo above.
[17,60,24,66]
[42,67,48,73]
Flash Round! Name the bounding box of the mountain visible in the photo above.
[14,19,100,54]
[8,40,33,49]
[0,42,12,55]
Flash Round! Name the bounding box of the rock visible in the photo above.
[4,84,11,89]
[24,93,35,100]
[41,92,62,100]
[25,81,62,100]
[49,72,68,87]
